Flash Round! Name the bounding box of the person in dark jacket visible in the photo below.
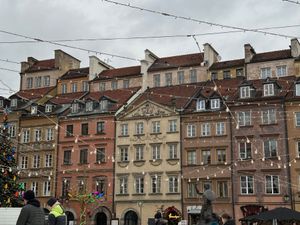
[221,213,236,225]
[47,197,67,225]
[16,190,45,225]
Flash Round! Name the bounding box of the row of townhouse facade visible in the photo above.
[1,39,300,225]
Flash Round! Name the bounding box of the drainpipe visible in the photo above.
[282,98,294,209]
[113,116,117,219]
[229,111,236,218]
[55,117,60,198]
[179,113,184,220]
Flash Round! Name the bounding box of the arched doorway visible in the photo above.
[96,212,107,225]
[124,210,138,225]
[66,211,75,225]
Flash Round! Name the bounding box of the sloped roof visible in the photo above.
[60,67,89,80]
[49,92,88,104]
[93,66,141,81]
[11,87,55,100]
[25,59,56,73]
[250,49,292,63]
[148,53,204,72]
[210,59,244,70]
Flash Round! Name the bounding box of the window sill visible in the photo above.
[96,132,106,135]
[65,135,74,138]
[133,160,146,167]
[259,123,278,126]
[134,134,145,137]
[166,131,179,134]
[238,125,253,128]
[118,135,129,138]
[132,193,146,196]
[150,132,162,135]
[116,194,129,196]
[94,161,107,165]
[166,192,180,195]
[166,158,179,166]
[149,159,162,166]
[117,161,130,168]
[149,193,163,196]
[78,163,89,165]
[62,163,72,166]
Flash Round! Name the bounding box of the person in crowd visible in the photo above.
[16,190,45,225]
[221,213,236,225]
[47,197,67,225]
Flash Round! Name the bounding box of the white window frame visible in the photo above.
[216,122,225,136]
[153,74,160,87]
[46,128,54,141]
[135,145,144,161]
[11,99,17,107]
[71,103,79,113]
[276,65,287,77]
[165,73,172,86]
[31,182,38,197]
[99,82,106,91]
[152,144,161,160]
[187,124,196,137]
[33,154,40,168]
[168,120,177,132]
[240,175,254,194]
[35,76,42,88]
[217,149,226,163]
[196,99,205,111]
[296,84,300,96]
[202,150,211,164]
[121,124,128,136]
[187,150,196,165]
[238,111,251,126]
[135,177,144,194]
[188,182,197,197]
[239,142,252,159]
[190,69,197,83]
[34,129,42,142]
[136,122,144,135]
[120,147,128,162]
[151,175,161,193]
[85,101,93,112]
[263,83,274,96]
[262,109,276,124]
[71,82,78,92]
[111,80,118,90]
[119,177,128,194]
[201,123,211,136]
[27,77,33,89]
[44,76,50,87]
[240,86,250,99]
[217,181,228,198]
[8,124,16,138]
[152,121,160,133]
[31,106,38,115]
[43,181,51,196]
[265,175,280,194]
[177,71,184,84]
[82,81,89,92]
[210,99,220,109]
[62,83,67,94]
[261,67,271,79]
[45,154,52,167]
[20,156,28,169]
[168,176,179,193]
[22,129,30,143]
[264,139,278,158]
[295,112,300,126]
[168,143,177,159]
[45,104,52,113]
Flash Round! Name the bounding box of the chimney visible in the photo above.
[89,56,113,81]
[244,44,256,63]
[203,43,219,67]
[291,38,300,58]
[141,49,158,91]
[54,49,80,71]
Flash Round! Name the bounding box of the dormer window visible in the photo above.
[10,99,17,107]
[71,103,79,113]
[86,101,93,112]
[196,99,206,111]
[31,106,37,115]
[210,99,220,109]
[296,84,300,96]
[240,86,250,99]
[0,100,3,108]
[45,104,53,113]
[100,100,108,111]
[263,84,274,97]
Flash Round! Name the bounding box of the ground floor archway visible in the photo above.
[66,211,75,225]
[96,212,108,225]
[124,210,138,225]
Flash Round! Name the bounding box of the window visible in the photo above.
[100,100,108,112]
[43,181,51,196]
[46,128,54,141]
[135,177,144,194]
[11,99,17,107]
[8,124,16,137]
[223,70,231,79]
[111,80,118,90]
[33,155,40,168]
[152,144,161,160]
[0,100,3,108]
[240,86,250,98]
[217,181,228,198]
[211,72,218,80]
[31,182,38,197]
[297,141,300,158]
[45,104,53,113]
[216,122,225,135]
[85,101,93,112]
[168,144,177,159]
[71,83,78,92]
[82,81,89,91]
[97,121,105,134]
[123,79,129,88]
[80,149,88,164]
[262,109,276,124]
[62,83,67,94]
[187,150,196,165]
[135,145,144,161]
[63,150,71,165]
[96,148,106,163]
[168,120,177,132]
[168,176,178,193]
[81,123,89,135]
[263,84,274,96]
[119,177,128,194]
[62,179,70,198]
[120,146,128,162]
[31,106,38,115]
[44,76,50,87]
[188,182,197,197]
[78,180,86,194]
[239,142,252,159]
[151,175,161,193]
[190,69,197,83]
[217,149,226,163]
[152,121,160,133]
[165,73,172,86]
[45,154,52,167]
[238,111,251,126]
[201,123,211,136]
[187,124,196,137]
[22,129,30,143]
[27,77,33,88]
[196,99,205,111]
[66,125,73,137]
[95,178,106,194]
[153,74,160,87]
[296,112,300,126]
[177,71,184,84]
[20,156,28,169]
[210,99,220,109]
[99,82,106,91]
[202,150,211,164]
[35,76,42,88]
[121,124,128,136]
[236,68,244,77]
[71,103,79,113]
[261,67,271,79]
[136,122,144,135]
[276,65,287,77]
[240,175,254,194]
[266,175,279,194]
[264,139,277,158]
[296,84,300,96]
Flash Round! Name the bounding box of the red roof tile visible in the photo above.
[93,66,141,81]
[25,59,56,73]
[13,87,55,100]
[148,53,204,72]
[60,67,89,80]
[49,92,87,104]
[250,49,292,63]
[210,59,244,70]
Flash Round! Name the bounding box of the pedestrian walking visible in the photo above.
[47,197,67,225]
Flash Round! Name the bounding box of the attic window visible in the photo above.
[86,101,93,112]
[240,86,250,99]
[263,84,274,97]
[10,99,17,107]
[0,100,3,108]
[100,100,108,111]
[210,99,220,109]
[71,103,79,113]
[196,99,205,111]
[31,106,38,115]
[45,104,53,113]
[296,84,300,96]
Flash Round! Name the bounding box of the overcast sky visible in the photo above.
[0,0,299,97]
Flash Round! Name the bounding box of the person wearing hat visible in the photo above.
[47,197,66,225]
[16,190,45,225]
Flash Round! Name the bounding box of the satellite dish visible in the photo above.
[217,55,222,61]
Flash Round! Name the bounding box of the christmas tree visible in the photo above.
[0,108,23,207]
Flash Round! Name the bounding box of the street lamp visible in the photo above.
[283,194,290,202]
[137,201,143,225]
